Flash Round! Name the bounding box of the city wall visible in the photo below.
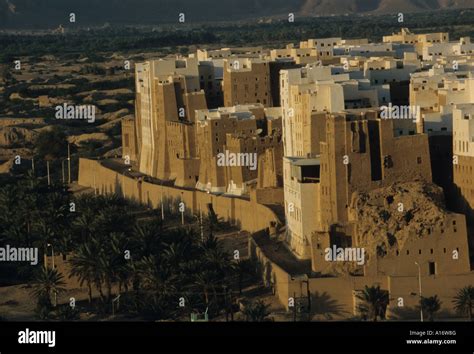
[78,158,280,233]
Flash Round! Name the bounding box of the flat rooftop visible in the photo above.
[284,156,321,166]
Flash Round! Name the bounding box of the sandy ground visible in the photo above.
[0,284,96,320]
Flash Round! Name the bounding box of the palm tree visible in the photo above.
[200,233,219,252]
[356,285,389,321]
[421,295,441,321]
[17,192,39,247]
[162,240,192,270]
[137,255,178,297]
[30,267,66,308]
[131,222,161,258]
[202,208,224,237]
[234,259,255,295]
[94,205,135,237]
[39,191,72,253]
[69,243,99,303]
[0,185,20,228]
[203,247,231,273]
[136,255,180,320]
[2,223,27,247]
[193,270,216,307]
[96,233,127,302]
[243,300,271,322]
[73,213,96,241]
[25,169,39,189]
[453,286,474,321]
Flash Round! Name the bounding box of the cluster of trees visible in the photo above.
[0,175,261,321]
[0,28,218,58]
[35,126,69,160]
[1,9,474,60]
[357,285,474,321]
[65,193,236,320]
[0,175,74,285]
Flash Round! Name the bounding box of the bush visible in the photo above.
[35,126,69,159]
[56,304,81,320]
[35,293,53,320]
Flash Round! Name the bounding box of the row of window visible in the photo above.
[395,247,459,257]
[454,139,471,154]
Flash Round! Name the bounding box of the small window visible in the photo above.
[429,262,436,275]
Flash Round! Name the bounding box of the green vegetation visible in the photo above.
[243,299,271,322]
[453,286,474,321]
[1,9,473,59]
[35,126,69,159]
[420,295,442,322]
[0,176,258,321]
[0,176,73,285]
[30,267,66,319]
[356,285,389,321]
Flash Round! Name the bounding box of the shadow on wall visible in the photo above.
[309,291,350,320]
[451,185,474,269]
[389,305,422,320]
[114,174,123,197]
[390,305,456,321]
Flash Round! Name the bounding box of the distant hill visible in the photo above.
[1,0,474,29]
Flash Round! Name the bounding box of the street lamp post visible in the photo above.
[67,144,71,184]
[181,192,184,226]
[61,159,66,185]
[160,181,165,221]
[112,294,120,317]
[46,160,51,186]
[122,171,125,197]
[194,207,205,242]
[415,261,423,322]
[93,170,97,195]
[200,205,204,242]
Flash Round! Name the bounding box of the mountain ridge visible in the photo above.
[1,0,473,29]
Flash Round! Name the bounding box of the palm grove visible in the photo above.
[0,171,264,321]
